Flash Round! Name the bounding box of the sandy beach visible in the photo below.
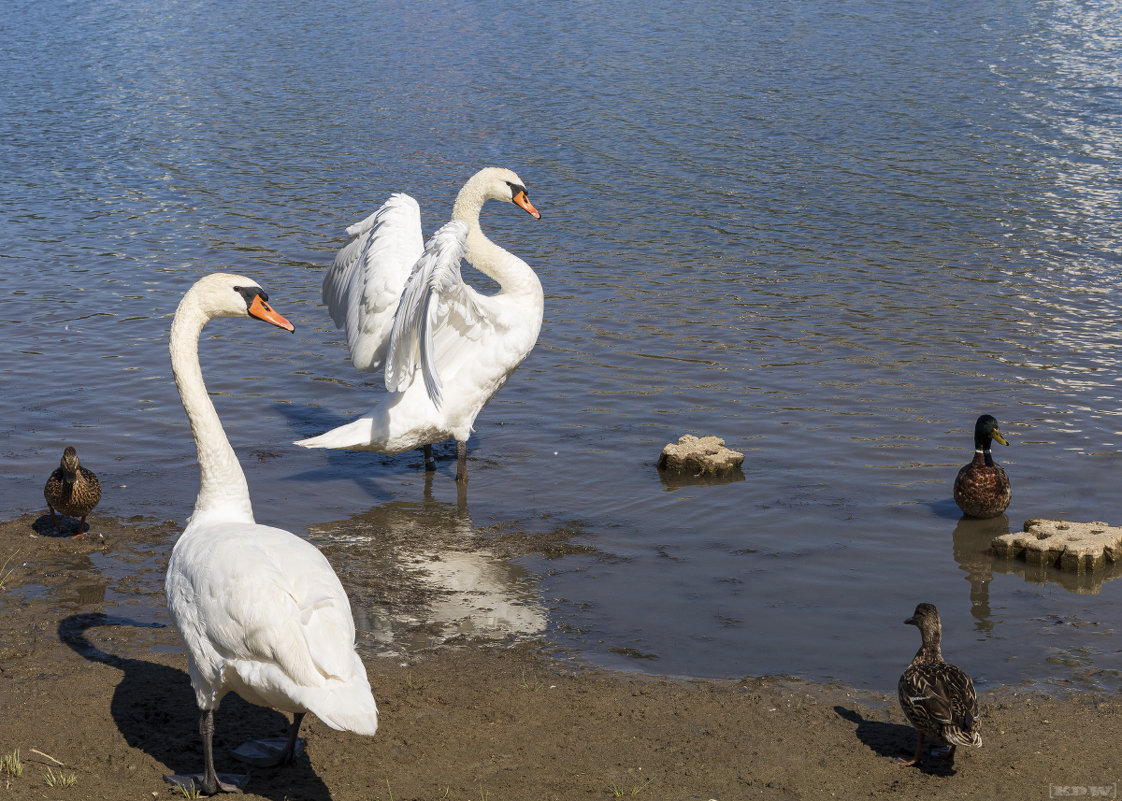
[1,512,1119,801]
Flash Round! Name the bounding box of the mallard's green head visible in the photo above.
[974,414,1009,450]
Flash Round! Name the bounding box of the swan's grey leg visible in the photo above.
[200,708,242,793]
[163,707,248,794]
[455,440,468,483]
[424,444,436,472]
[279,712,305,765]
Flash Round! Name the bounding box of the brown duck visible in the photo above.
[953,414,1010,519]
[44,446,101,537]
[896,602,982,766]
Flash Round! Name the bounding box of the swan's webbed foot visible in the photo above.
[164,772,248,795]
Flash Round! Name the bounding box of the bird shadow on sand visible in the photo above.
[59,613,334,800]
[833,706,957,777]
[31,513,89,538]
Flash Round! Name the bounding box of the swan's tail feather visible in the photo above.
[295,418,377,450]
[309,682,379,736]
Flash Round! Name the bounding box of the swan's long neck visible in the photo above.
[169,298,255,525]
[452,187,542,300]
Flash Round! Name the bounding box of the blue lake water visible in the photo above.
[2,0,1122,691]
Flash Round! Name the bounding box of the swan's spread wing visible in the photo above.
[385,220,490,407]
[322,194,424,372]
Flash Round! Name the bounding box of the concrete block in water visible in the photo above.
[991,519,1122,573]
[657,435,744,476]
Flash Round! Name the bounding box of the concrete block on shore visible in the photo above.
[657,435,744,476]
[992,519,1122,572]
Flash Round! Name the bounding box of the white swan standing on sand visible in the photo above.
[165,273,378,795]
[295,167,543,483]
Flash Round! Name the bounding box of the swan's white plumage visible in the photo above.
[166,273,378,742]
[296,168,543,458]
[167,522,376,733]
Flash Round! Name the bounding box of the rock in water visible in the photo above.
[992,519,1122,572]
[657,435,744,476]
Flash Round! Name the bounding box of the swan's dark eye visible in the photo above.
[234,286,267,308]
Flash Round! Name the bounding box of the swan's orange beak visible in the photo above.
[248,295,295,332]
[512,190,541,220]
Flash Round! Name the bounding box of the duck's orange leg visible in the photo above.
[894,733,925,767]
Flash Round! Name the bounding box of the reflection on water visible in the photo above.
[311,493,545,656]
[951,516,1010,634]
[408,550,546,644]
[999,552,1122,597]
[658,467,746,491]
[953,514,1122,644]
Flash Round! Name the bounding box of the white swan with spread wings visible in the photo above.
[296,167,543,483]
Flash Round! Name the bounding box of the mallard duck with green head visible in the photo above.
[953,414,1010,519]
[44,446,101,537]
[896,602,982,766]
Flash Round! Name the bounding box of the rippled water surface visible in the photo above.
[3,0,1122,690]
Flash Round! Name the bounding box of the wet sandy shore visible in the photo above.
[1,513,1119,800]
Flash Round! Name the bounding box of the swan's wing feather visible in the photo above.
[322,193,424,372]
[385,220,475,407]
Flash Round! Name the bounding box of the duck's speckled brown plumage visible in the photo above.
[897,603,982,767]
[44,446,101,535]
[953,414,1010,519]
